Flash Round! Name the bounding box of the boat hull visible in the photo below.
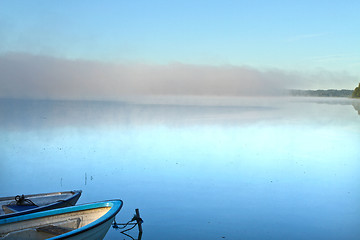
[0,200,123,240]
[0,191,82,220]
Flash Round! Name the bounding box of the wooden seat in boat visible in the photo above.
[36,225,72,235]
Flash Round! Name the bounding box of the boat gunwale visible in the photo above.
[0,190,82,220]
[0,200,123,239]
[0,190,81,202]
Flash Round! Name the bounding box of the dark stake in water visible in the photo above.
[1,96,360,240]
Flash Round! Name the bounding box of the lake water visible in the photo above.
[1,96,360,240]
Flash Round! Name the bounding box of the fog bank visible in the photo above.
[0,53,356,100]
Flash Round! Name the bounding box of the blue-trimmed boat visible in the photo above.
[0,191,82,220]
[0,200,123,239]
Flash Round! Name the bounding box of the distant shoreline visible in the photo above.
[289,89,353,98]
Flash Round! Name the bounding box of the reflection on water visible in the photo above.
[353,100,360,115]
[2,97,359,130]
[1,96,360,240]
[0,97,279,129]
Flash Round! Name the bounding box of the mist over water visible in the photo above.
[1,96,360,240]
[1,53,358,100]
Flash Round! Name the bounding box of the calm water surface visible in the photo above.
[1,96,360,240]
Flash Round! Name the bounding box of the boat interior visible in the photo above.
[0,206,111,239]
[0,192,75,216]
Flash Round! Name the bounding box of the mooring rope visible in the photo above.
[113,212,143,233]
[15,195,38,206]
[113,219,136,230]
[120,222,138,233]
[112,209,143,240]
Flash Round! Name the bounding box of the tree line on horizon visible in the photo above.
[289,82,360,98]
[290,89,353,97]
[352,83,360,98]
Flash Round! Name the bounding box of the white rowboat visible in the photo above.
[0,200,123,240]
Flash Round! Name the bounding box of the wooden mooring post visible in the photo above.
[135,208,143,233]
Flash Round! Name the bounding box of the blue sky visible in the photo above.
[0,0,359,98]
